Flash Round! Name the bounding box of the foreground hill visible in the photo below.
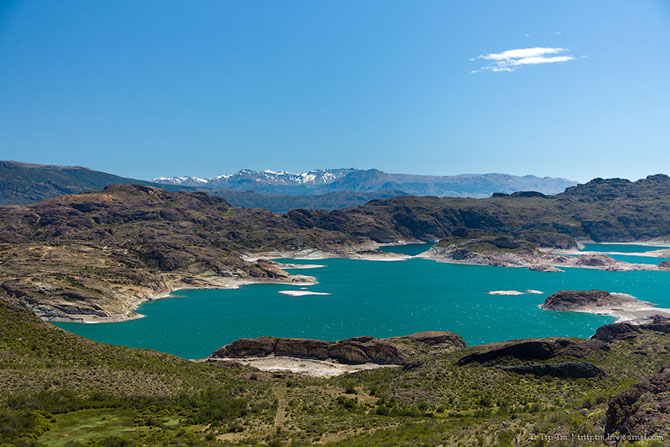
[154,168,577,197]
[2,298,670,446]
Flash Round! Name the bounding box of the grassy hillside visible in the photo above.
[2,299,670,446]
[0,161,191,206]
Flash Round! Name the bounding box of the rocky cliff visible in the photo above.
[210,331,467,366]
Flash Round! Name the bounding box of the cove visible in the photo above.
[54,256,670,359]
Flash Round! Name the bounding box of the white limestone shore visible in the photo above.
[207,355,400,377]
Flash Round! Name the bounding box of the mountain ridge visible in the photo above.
[152,167,577,197]
[0,160,577,211]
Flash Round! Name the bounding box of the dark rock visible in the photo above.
[640,316,670,334]
[594,316,670,342]
[450,227,469,238]
[328,343,370,364]
[52,304,108,317]
[510,191,548,198]
[605,365,670,438]
[212,335,411,365]
[528,265,564,272]
[275,338,330,360]
[490,237,520,249]
[593,323,641,342]
[541,290,611,311]
[558,339,610,357]
[497,361,604,378]
[399,331,467,349]
[402,361,424,370]
[458,339,576,365]
[521,232,577,249]
[659,261,670,270]
[574,255,617,267]
[212,337,278,358]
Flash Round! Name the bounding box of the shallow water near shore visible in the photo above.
[55,248,670,359]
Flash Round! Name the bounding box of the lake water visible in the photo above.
[55,247,670,359]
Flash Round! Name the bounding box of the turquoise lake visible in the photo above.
[55,248,670,359]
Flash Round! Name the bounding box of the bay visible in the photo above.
[55,253,670,359]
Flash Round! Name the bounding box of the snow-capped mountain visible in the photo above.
[206,169,354,188]
[152,176,209,187]
[152,168,577,197]
[153,169,358,193]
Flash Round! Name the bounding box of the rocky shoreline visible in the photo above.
[418,243,669,272]
[7,236,670,324]
[23,269,317,324]
[539,289,670,323]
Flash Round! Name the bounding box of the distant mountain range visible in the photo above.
[153,168,577,197]
[0,161,577,212]
[0,161,404,211]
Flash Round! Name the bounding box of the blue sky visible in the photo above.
[1,0,669,182]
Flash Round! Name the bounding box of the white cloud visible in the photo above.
[472,47,575,73]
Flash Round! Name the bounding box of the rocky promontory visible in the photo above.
[541,290,619,311]
[540,290,670,322]
[419,237,665,272]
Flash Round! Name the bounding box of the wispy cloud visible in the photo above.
[471,47,575,73]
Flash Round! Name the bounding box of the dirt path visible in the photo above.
[273,386,288,429]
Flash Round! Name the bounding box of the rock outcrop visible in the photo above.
[540,290,614,311]
[211,331,466,366]
[457,338,608,366]
[212,336,406,365]
[594,316,670,342]
[541,290,670,323]
[605,365,670,438]
[497,361,604,378]
[396,331,468,348]
[528,265,564,272]
[573,255,617,267]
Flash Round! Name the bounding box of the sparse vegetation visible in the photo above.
[1,299,670,446]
